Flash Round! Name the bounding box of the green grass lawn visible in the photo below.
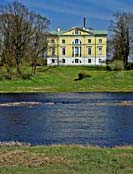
[0,145,133,174]
[0,66,133,92]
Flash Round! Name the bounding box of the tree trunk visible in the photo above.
[16,62,21,76]
[32,62,37,76]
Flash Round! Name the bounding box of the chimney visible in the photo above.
[57,27,61,32]
[83,17,86,29]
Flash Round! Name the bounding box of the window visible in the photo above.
[51,48,55,55]
[99,58,102,63]
[75,59,81,63]
[62,47,66,55]
[72,47,74,57]
[98,47,102,55]
[51,39,55,43]
[75,47,79,56]
[72,39,82,45]
[52,59,55,63]
[72,47,81,57]
[88,39,91,43]
[75,39,79,44]
[88,47,92,55]
[98,47,103,55]
[88,59,91,63]
[62,39,65,43]
[62,59,65,63]
[75,59,79,63]
[75,29,78,35]
[99,39,102,43]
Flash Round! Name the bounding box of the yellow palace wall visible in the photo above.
[47,27,107,66]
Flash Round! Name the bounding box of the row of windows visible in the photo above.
[51,39,103,44]
[51,58,103,64]
[51,47,103,56]
[88,39,102,43]
[51,59,65,63]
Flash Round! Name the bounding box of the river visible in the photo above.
[0,93,133,147]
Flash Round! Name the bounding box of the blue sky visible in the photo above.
[1,0,133,31]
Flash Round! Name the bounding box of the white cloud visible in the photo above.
[81,0,133,12]
[5,0,133,22]
[19,0,112,20]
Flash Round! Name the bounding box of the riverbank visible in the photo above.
[0,66,133,92]
[0,144,133,174]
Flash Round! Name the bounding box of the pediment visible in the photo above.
[62,27,94,36]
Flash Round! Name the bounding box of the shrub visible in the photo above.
[126,63,133,70]
[107,60,124,71]
[78,72,91,80]
[126,65,131,70]
[0,75,3,81]
[106,65,111,71]
[0,62,3,66]
[21,73,31,80]
[4,75,12,80]
[131,63,133,69]
[30,58,47,66]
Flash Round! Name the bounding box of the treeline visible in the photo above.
[0,1,133,80]
[0,1,49,79]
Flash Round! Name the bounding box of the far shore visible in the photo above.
[0,66,133,93]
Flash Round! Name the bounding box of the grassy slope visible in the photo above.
[0,66,133,92]
[0,145,133,174]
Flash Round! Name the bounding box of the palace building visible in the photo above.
[47,21,108,66]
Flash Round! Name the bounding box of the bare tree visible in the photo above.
[0,1,49,77]
[30,14,49,76]
[0,1,33,75]
[110,12,133,68]
[0,13,15,77]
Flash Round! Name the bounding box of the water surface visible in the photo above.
[0,93,133,147]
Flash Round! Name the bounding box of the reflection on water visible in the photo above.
[0,93,133,147]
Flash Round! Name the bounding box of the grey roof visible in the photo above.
[49,27,108,36]
[89,30,108,35]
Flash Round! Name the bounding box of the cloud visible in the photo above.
[3,0,133,26]
[81,0,133,12]
[15,0,112,21]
